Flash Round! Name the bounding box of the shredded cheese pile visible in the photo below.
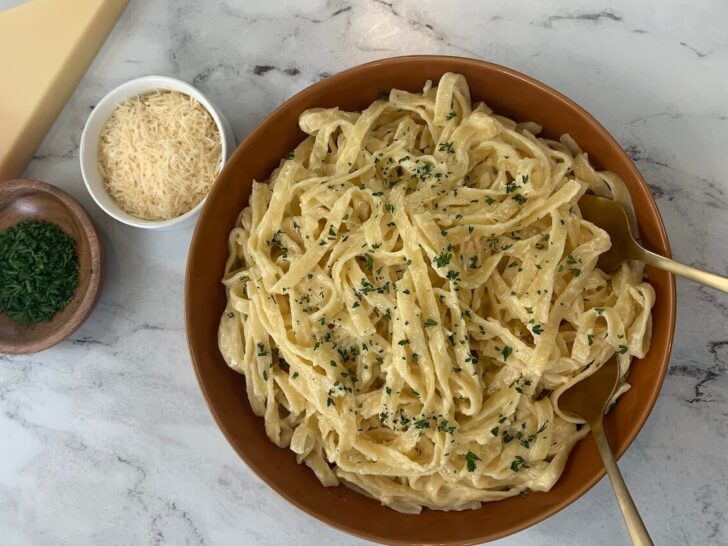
[98,90,222,220]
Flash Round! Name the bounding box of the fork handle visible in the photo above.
[638,248,728,293]
[591,420,654,546]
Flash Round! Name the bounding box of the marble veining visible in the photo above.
[1,0,727,544]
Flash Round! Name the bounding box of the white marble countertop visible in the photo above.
[2,1,727,544]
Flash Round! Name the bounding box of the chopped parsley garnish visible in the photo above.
[446,111,457,120]
[327,397,334,407]
[424,318,438,327]
[292,371,299,379]
[510,456,529,472]
[414,419,430,429]
[364,254,373,271]
[588,334,594,346]
[570,268,581,277]
[501,346,513,361]
[506,181,518,194]
[617,344,629,354]
[434,249,452,268]
[398,338,410,346]
[512,194,527,205]
[490,426,499,437]
[438,420,456,433]
[594,307,605,315]
[262,370,268,381]
[465,451,480,472]
[438,141,455,153]
[532,324,544,335]
[257,343,268,357]
[485,196,495,205]
[285,152,295,159]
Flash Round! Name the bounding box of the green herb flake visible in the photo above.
[364,254,373,271]
[510,456,529,472]
[438,420,456,433]
[465,450,480,472]
[434,250,452,268]
[501,346,513,361]
[438,141,455,153]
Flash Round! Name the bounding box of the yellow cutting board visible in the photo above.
[0,0,128,181]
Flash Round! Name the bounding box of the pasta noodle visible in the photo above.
[217,73,655,513]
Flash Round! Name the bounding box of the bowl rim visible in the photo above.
[185,55,676,545]
[79,75,233,230]
[0,179,103,354]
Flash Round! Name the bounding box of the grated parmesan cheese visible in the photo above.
[98,90,222,221]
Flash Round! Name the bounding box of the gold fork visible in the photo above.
[579,194,728,292]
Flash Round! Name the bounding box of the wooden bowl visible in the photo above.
[185,56,676,545]
[0,179,103,354]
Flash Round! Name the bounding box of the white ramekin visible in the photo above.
[80,75,236,230]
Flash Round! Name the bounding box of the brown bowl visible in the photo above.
[0,179,103,354]
[185,56,676,545]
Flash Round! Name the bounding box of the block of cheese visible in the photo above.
[0,0,128,181]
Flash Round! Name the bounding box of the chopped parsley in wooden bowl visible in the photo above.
[0,220,79,323]
[0,180,102,354]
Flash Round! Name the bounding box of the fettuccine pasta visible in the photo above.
[218,73,655,513]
